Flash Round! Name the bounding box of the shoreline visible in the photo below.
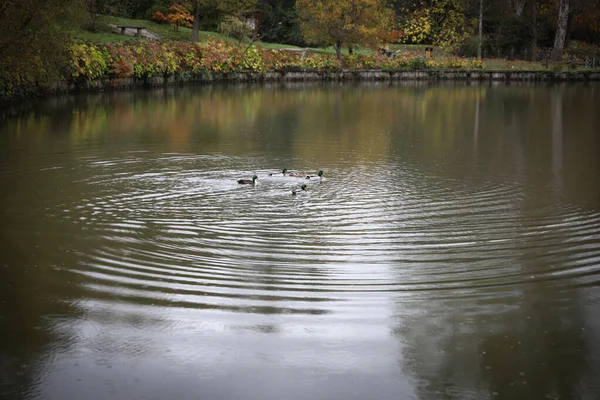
[57,68,600,90]
[1,69,599,110]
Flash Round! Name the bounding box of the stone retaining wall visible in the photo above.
[2,69,598,109]
[47,69,600,94]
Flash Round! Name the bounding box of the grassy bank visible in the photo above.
[73,16,302,49]
[2,15,595,105]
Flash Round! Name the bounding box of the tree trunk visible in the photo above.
[477,0,483,59]
[550,0,569,61]
[192,0,200,42]
[88,0,98,24]
[335,41,342,62]
[530,0,538,61]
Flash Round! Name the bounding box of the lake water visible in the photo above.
[1,82,599,400]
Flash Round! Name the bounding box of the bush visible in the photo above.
[426,57,484,69]
[219,16,253,42]
[551,62,565,72]
[459,36,483,58]
[145,4,169,21]
[409,57,427,69]
[69,42,110,80]
[564,40,600,63]
[152,10,168,24]
[57,39,489,87]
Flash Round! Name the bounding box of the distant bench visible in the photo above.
[381,48,395,58]
[280,48,320,58]
[116,26,148,37]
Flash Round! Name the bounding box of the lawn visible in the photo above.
[71,16,376,55]
[73,15,302,50]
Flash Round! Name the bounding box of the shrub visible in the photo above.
[146,4,169,22]
[409,57,427,69]
[64,38,487,84]
[219,16,253,42]
[152,10,168,24]
[426,57,483,69]
[69,42,110,80]
[299,54,341,70]
[389,30,404,44]
[563,40,600,66]
[459,36,482,58]
[551,62,565,72]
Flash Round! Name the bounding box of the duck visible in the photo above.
[287,170,311,177]
[306,170,324,179]
[238,175,258,185]
[269,168,288,176]
[292,184,307,195]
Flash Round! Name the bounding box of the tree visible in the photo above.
[550,0,569,60]
[217,0,257,16]
[256,0,305,46]
[219,15,254,43]
[397,0,474,53]
[0,0,85,95]
[166,3,193,31]
[477,0,483,59]
[570,0,600,44]
[192,0,200,41]
[85,0,102,24]
[181,0,257,42]
[296,0,394,62]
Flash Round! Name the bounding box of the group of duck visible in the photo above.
[237,168,324,195]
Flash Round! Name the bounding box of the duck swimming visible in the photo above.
[306,170,324,179]
[287,170,311,177]
[269,168,288,176]
[238,175,258,185]
[292,184,307,195]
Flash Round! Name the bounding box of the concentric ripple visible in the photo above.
[48,151,600,316]
[3,84,600,400]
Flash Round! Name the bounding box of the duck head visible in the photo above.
[306,170,324,179]
[270,168,288,176]
[292,184,307,195]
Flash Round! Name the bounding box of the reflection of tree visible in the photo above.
[385,84,599,398]
[0,219,83,398]
[389,115,598,399]
[394,274,593,399]
[3,82,598,208]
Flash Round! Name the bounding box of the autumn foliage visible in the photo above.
[152,4,193,31]
[297,0,394,61]
[67,38,484,82]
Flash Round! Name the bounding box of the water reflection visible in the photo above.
[1,82,599,400]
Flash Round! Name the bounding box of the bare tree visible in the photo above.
[550,0,570,61]
[530,0,538,61]
[477,0,483,59]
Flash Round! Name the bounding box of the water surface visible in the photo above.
[1,82,600,400]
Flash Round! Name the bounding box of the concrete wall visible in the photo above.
[47,69,599,93]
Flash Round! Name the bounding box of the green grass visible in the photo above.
[72,15,224,42]
[72,15,303,50]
